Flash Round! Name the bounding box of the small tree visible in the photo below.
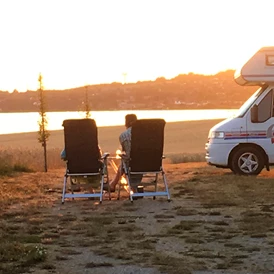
[37,73,50,172]
[84,85,91,118]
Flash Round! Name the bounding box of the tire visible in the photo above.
[230,146,265,175]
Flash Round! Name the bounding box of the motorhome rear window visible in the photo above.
[266,55,274,66]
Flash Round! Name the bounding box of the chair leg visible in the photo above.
[117,180,121,200]
[103,158,110,183]
[126,174,134,202]
[162,171,171,201]
[62,175,67,204]
[99,175,104,204]
[69,177,73,193]
[153,174,159,200]
[69,176,75,200]
[106,174,111,201]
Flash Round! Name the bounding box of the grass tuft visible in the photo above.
[166,153,205,164]
[13,164,33,173]
[0,147,65,172]
[0,151,34,175]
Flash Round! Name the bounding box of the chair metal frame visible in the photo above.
[118,119,171,202]
[62,153,110,204]
[61,118,110,204]
[121,160,171,202]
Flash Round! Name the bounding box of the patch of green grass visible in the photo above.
[94,247,133,261]
[59,215,78,223]
[190,251,225,259]
[127,239,155,250]
[27,225,44,235]
[185,237,205,244]
[41,263,56,270]
[205,226,226,233]
[59,249,82,255]
[0,241,47,272]
[154,214,175,219]
[85,262,113,268]
[16,235,41,244]
[224,243,243,248]
[82,216,115,225]
[152,252,206,274]
[175,207,198,216]
[180,173,274,209]
[168,220,203,234]
[238,211,274,235]
[0,241,26,262]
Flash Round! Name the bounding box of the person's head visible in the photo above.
[125,114,137,128]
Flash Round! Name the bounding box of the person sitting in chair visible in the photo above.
[104,113,138,192]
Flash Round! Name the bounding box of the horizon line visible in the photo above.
[3,69,236,93]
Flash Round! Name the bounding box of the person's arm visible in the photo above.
[61,149,67,161]
[98,145,102,157]
[121,139,131,160]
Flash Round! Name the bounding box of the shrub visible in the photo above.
[0,154,14,176]
[22,245,47,266]
[0,241,47,271]
[0,147,64,172]
[0,153,34,176]
[167,153,205,164]
[13,164,33,173]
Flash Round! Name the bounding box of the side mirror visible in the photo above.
[251,104,258,123]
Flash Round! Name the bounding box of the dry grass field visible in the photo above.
[1,118,274,274]
[0,119,221,171]
[0,119,217,152]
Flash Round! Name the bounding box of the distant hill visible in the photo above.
[0,70,257,112]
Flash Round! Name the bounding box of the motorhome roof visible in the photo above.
[259,46,274,51]
[234,46,274,86]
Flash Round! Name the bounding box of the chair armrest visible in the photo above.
[117,152,127,159]
[102,152,110,160]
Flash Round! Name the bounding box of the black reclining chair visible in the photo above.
[120,119,171,202]
[61,118,110,204]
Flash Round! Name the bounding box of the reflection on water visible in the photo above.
[1,109,237,135]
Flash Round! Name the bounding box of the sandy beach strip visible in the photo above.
[0,119,223,154]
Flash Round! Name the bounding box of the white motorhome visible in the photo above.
[205,46,274,175]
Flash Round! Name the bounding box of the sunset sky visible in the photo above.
[0,0,273,92]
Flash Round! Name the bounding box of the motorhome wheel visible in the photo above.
[231,146,264,175]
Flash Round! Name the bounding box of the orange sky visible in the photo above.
[0,0,273,92]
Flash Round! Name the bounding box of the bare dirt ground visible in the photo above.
[2,162,274,274]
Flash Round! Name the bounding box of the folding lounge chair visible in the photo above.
[120,119,171,202]
[61,118,110,204]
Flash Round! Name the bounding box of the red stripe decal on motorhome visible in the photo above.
[224,131,267,139]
